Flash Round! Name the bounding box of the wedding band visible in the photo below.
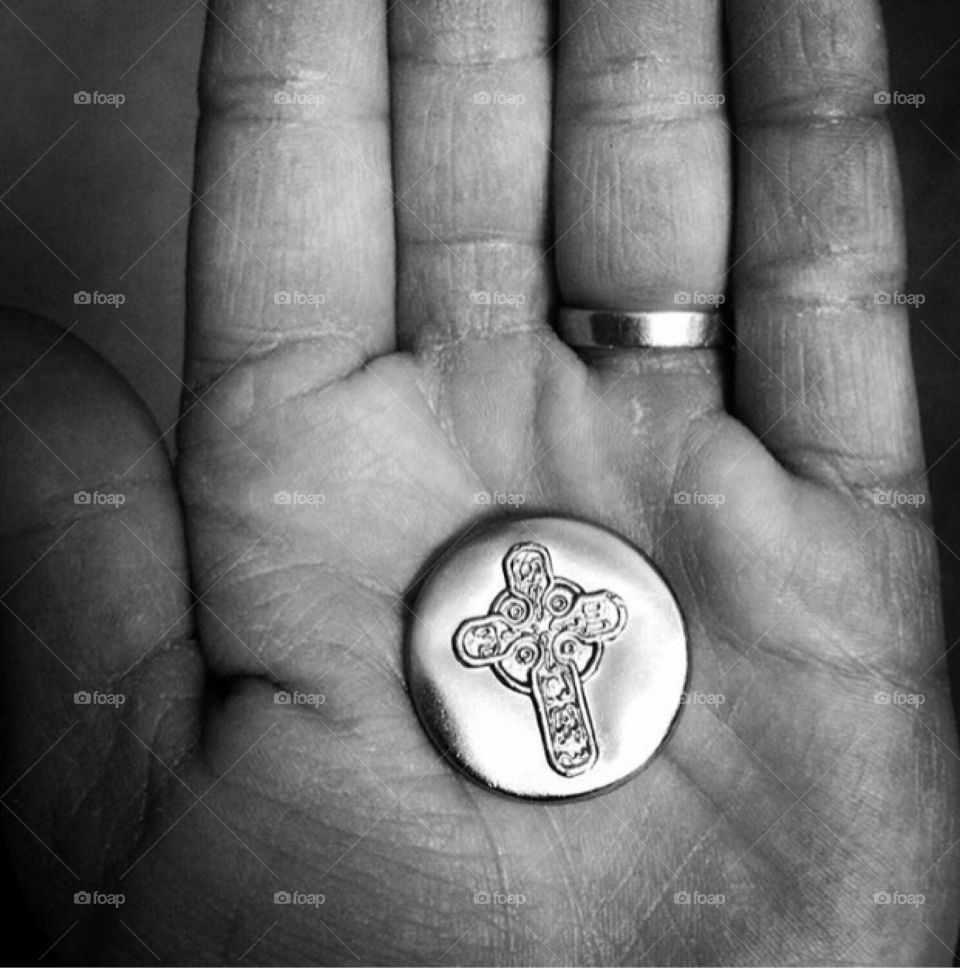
[558,308,726,349]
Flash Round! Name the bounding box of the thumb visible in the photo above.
[0,310,201,960]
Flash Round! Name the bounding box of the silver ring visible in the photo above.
[558,308,726,349]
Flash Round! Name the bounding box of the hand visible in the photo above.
[2,1,957,964]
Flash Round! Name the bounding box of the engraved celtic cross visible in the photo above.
[452,542,628,777]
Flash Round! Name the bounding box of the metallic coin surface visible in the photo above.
[406,517,688,800]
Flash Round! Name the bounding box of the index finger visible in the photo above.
[729,0,924,491]
[187,0,395,393]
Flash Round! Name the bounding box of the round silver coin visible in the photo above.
[406,517,688,800]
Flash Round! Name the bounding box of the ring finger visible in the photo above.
[553,0,731,404]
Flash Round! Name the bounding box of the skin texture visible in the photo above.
[1,1,958,965]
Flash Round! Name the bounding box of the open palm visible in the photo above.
[1,0,958,965]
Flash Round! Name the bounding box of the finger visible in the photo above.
[728,0,923,490]
[0,311,201,944]
[188,0,395,391]
[389,0,554,353]
[553,0,730,360]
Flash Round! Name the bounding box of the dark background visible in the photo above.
[0,0,957,963]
